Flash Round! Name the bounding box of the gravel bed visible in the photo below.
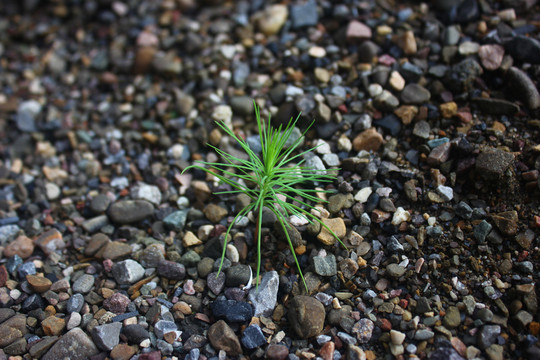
[0,1,539,360]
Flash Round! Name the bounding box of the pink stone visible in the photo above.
[346,20,372,40]
[478,44,504,71]
[103,292,131,314]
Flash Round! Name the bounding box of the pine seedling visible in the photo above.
[183,102,347,290]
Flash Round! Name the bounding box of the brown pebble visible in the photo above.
[267,344,290,360]
[35,229,65,256]
[110,343,138,360]
[319,341,335,360]
[4,235,35,259]
[26,275,52,293]
[42,316,66,336]
[0,266,8,287]
[352,128,384,152]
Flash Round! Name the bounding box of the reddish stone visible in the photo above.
[319,341,335,360]
[0,266,8,287]
[103,292,130,314]
[266,344,289,360]
[138,351,161,360]
[378,318,392,331]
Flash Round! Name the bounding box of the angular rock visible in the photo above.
[42,328,99,360]
[208,320,242,356]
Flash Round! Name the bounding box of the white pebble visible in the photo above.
[391,207,410,226]
[226,244,239,263]
[436,185,453,201]
[354,187,372,203]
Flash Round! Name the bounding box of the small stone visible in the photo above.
[486,344,504,360]
[208,320,242,356]
[401,84,431,105]
[27,275,52,293]
[66,312,81,330]
[352,319,374,343]
[72,274,95,294]
[443,306,461,329]
[386,264,406,278]
[41,328,99,360]
[317,218,346,246]
[427,142,451,167]
[183,231,202,247]
[477,325,501,349]
[35,229,65,256]
[478,45,504,70]
[346,20,372,40]
[203,204,228,223]
[390,330,405,345]
[507,67,540,110]
[98,241,132,260]
[90,194,111,214]
[394,105,418,125]
[289,0,318,29]
[110,343,138,360]
[41,316,65,336]
[288,296,325,339]
[476,148,514,180]
[112,260,145,285]
[67,293,85,313]
[108,200,154,224]
[158,260,185,280]
[440,102,458,118]
[398,30,417,55]
[4,235,34,259]
[92,322,122,351]
[154,320,177,338]
[352,128,384,152]
[163,210,188,231]
[131,183,162,206]
[267,344,289,360]
[491,211,519,236]
[257,5,288,36]
[103,292,130,314]
[388,71,405,91]
[0,314,28,347]
[249,271,279,317]
[391,207,410,226]
[122,324,150,344]
[313,255,337,277]
[241,325,266,349]
[413,120,430,139]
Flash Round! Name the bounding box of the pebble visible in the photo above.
[248,271,279,317]
[42,328,99,360]
[72,274,95,294]
[108,200,154,224]
[92,322,122,351]
[288,296,325,339]
[112,260,145,285]
[507,66,540,109]
[241,325,266,349]
[257,5,288,36]
[208,320,242,356]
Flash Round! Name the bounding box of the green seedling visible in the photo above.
[183,102,347,290]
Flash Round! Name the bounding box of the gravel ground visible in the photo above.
[0,0,539,359]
